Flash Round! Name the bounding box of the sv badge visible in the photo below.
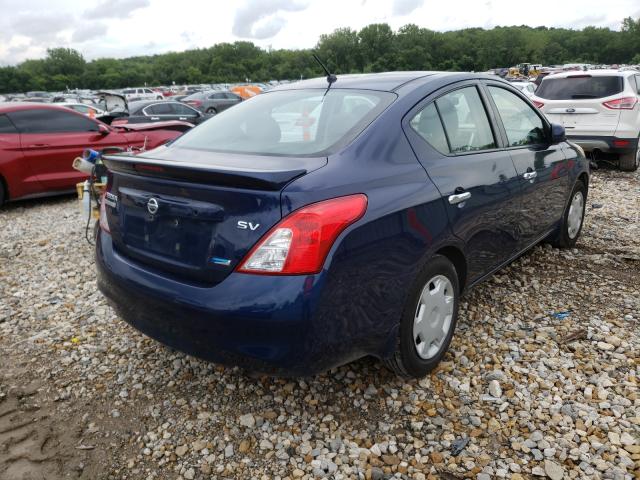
[237,221,260,231]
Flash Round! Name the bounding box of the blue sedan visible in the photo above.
[96,72,589,377]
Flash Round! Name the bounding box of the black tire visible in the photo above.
[550,180,587,248]
[384,255,460,378]
[619,143,639,172]
[206,108,217,115]
[0,179,5,206]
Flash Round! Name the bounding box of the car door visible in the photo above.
[142,103,176,122]
[404,82,522,283]
[484,83,568,246]
[9,108,130,191]
[0,113,43,198]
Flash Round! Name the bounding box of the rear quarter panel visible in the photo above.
[281,98,456,359]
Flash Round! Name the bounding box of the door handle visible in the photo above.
[523,171,537,181]
[179,117,187,120]
[448,191,471,205]
[150,117,160,120]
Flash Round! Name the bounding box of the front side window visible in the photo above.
[435,87,496,153]
[409,103,449,154]
[9,109,99,133]
[488,87,546,147]
[170,89,395,157]
[0,114,17,133]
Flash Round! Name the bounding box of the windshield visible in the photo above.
[170,88,396,156]
[536,75,623,100]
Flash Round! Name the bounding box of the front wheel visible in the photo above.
[550,180,587,248]
[384,255,459,378]
[206,108,217,115]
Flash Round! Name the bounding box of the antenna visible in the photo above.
[312,53,337,85]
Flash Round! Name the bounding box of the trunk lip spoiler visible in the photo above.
[102,153,320,191]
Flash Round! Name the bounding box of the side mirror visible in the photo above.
[550,123,566,144]
[98,123,110,135]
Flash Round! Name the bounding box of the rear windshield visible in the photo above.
[170,88,396,156]
[536,75,623,100]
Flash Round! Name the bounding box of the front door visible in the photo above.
[405,83,522,283]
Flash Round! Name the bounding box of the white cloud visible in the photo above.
[232,0,309,39]
[72,22,108,42]
[0,0,636,65]
[83,0,150,19]
[392,0,424,16]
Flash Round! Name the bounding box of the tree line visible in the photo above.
[1,17,639,93]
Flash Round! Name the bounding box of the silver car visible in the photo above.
[182,90,242,114]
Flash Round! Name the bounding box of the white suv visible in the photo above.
[121,88,163,102]
[531,70,640,171]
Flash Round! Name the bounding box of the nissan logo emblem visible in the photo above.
[147,197,159,215]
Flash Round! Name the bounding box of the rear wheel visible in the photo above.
[619,142,639,172]
[206,108,217,115]
[384,255,459,378]
[0,179,5,205]
[550,180,587,248]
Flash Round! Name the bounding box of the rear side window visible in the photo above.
[536,76,623,100]
[488,87,546,147]
[9,109,99,133]
[436,87,496,153]
[410,103,449,154]
[171,89,395,156]
[171,103,198,115]
[0,114,17,133]
[145,103,173,115]
[634,75,640,94]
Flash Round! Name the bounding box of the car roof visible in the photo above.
[545,69,635,79]
[0,102,82,113]
[269,71,506,93]
[271,72,440,92]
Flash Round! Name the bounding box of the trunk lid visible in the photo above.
[543,99,621,136]
[102,146,326,285]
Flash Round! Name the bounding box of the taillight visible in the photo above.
[186,100,202,107]
[602,97,638,110]
[99,192,110,233]
[532,100,544,109]
[237,194,368,275]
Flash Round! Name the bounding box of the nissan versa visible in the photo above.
[96,72,589,378]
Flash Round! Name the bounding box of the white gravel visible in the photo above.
[0,167,638,480]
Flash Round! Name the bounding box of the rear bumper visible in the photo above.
[567,135,638,154]
[95,230,370,376]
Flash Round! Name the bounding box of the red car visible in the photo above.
[0,103,183,204]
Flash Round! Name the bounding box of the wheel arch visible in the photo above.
[0,172,8,203]
[434,245,467,293]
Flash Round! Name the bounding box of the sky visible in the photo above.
[0,0,638,65]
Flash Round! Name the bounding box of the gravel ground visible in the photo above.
[0,167,638,480]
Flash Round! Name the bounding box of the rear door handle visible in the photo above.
[150,117,160,120]
[523,171,537,181]
[29,143,50,148]
[448,192,471,205]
